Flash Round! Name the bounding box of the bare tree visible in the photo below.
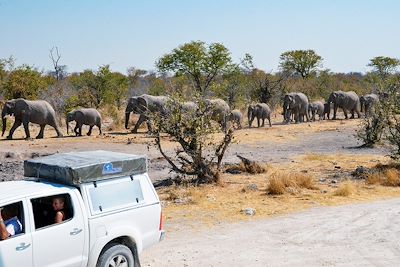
[49,47,67,81]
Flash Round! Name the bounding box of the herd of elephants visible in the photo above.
[0,91,379,140]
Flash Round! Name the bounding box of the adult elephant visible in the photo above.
[205,98,230,131]
[66,108,102,136]
[248,103,272,128]
[308,101,325,121]
[125,94,171,133]
[1,98,63,139]
[283,92,310,123]
[360,93,379,116]
[327,91,361,120]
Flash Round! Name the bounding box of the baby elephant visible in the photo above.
[229,109,243,129]
[308,101,325,121]
[66,108,102,136]
[248,103,272,128]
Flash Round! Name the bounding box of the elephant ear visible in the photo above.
[3,101,16,115]
[137,97,148,113]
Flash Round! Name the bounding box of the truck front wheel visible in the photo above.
[97,244,134,267]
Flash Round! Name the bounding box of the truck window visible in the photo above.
[31,193,73,229]
[0,201,24,240]
[88,177,144,214]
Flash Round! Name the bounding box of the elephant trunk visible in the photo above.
[125,112,130,129]
[1,117,6,137]
[66,117,69,135]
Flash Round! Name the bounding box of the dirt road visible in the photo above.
[0,119,390,182]
[141,198,400,267]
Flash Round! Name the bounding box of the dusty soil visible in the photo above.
[141,198,400,266]
[1,115,400,266]
[0,117,390,182]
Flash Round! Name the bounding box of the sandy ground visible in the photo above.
[0,117,391,182]
[141,198,400,267]
[1,116,399,266]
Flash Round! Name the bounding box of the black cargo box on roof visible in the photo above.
[24,150,148,185]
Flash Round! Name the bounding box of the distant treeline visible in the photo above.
[0,42,398,118]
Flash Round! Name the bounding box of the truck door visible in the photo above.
[30,192,86,267]
[0,200,33,267]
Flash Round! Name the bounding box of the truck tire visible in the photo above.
[97,244,134,267]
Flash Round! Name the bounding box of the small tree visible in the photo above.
[358,56,400,150]
[3,65,48,99]
[279,49,323,79]
[367,56,400,81]
[156,41,234,96]
[150,95,233,184]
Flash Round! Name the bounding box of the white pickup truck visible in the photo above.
[0,150,164,267]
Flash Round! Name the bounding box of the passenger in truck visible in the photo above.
[0,204,22,240]
[52,196,66,223]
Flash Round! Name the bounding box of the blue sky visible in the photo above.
[0,0,399,74]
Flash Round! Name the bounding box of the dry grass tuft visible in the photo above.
[366,168,400,187]
[266,171,318,195]
[333,181,356,196]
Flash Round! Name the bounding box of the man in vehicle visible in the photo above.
[0,204,23,240]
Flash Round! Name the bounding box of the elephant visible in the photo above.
[323,103,331,120]
[229,109,243,129]
[248,103,272,128]
[1,98,63,139]
[66,108,102,136]
[182,101,198,113]
[204,98,230,131]
[125,94,171,133]
[360,93,379,116]
[308,101,325,121]
[327,91,361,120]
[283,92,310,124]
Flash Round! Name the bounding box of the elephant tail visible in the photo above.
[1,117,6,136]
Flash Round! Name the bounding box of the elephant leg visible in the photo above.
[132,114,147,133]
[74,125,79,136]
[21,115,33,139]
[78,125,83,136]
[97,123,102,135]
[87,125,93,136]
[295,111,300,123]
[36,125,45,139]
[49,119,62,137]
[333,105,338,120]
[261,118,265,127]
[7,120,22,139]
[350,110,355,119]
[305,110,310,122]
[257,117,260,127]
[268,116,272,127]
[343,109,348,119]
